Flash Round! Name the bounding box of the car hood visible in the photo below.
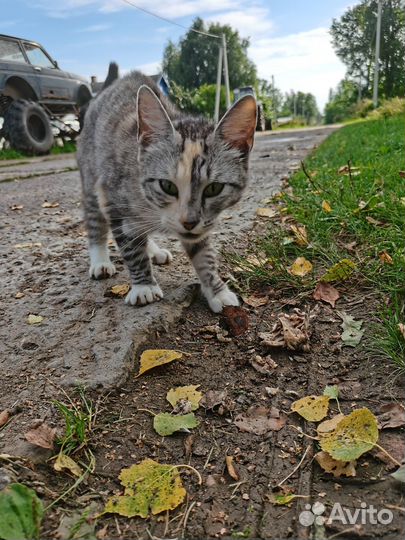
[66,71,90,85]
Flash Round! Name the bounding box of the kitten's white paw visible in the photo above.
[89,261,116,279]
[125,284,163,306]
[151,248,173,265]
[203,285,239,313]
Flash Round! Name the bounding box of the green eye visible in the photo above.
[159,179,178,197]
[203,182,224,198]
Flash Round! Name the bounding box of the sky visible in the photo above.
[1,0,353,110]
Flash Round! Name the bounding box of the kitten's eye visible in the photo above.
[159,179,178,197]
[203,182,224,198]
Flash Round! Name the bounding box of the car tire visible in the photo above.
[3,99,54,154]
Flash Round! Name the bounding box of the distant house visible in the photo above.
[90,72,170,96]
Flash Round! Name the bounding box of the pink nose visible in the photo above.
[182,220,199,231]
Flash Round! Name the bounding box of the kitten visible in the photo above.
[77,71,257,313]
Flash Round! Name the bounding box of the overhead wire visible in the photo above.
[120,0,221,39]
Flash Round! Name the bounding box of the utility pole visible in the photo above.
[373,0,382,108]
[222,33,231,109]
[271,74,276,123]
[214,45,223,124]
[293,92,297,118]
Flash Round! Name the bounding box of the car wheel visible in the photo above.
[3,99,54,155]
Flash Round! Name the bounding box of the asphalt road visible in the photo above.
[0,126,338,390]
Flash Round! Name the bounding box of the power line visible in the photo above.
[120,0,220,39]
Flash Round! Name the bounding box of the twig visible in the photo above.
[386,504,405,513]
[137,408,157,416]
[277,445,311,487]
[300,160,318,190]
[181,501,196,538]
[328,526,361,540]
[172,464,202,485]
[203,446,214,470]
[347,159,354,190]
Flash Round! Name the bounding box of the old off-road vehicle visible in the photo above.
[0,34,92,154]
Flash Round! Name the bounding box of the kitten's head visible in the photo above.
[136,85,257,242]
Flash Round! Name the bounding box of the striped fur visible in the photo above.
[77,71,257,312]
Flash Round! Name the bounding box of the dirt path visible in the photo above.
[1,126,404,540]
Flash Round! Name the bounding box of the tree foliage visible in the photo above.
[163,17,257,90]
[281,91,319,123]
[330,0,405,99]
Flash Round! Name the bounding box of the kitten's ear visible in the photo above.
[137,85,175,146]
[214,95,257,153]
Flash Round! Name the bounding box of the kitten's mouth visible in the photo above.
[179,231,201,240]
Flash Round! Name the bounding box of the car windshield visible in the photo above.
[24,43,55,68]
[0,39,26,63]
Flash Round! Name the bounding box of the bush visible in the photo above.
[352,98,374,118]
[369,97,405,119]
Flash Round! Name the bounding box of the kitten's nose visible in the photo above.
[182,219,199,231]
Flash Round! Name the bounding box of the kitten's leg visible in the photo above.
[83,192,116,279]
[148,239,173,265]
[112,221,163,305]
[182,238,238,313]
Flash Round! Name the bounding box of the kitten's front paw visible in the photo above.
[89,262,116,279]
[151,248,173,265]
[125,284,163,306]
[203,285,239,313]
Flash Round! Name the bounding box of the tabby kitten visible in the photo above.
[77,71,257,312]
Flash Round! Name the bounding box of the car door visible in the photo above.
[22,42,72,103]
[0,37,40,97]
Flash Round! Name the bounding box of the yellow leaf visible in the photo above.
[379,251,393,265]
[315,451,356,478]
[256,207,277,218]
[27,314,43,325]
[291,395,330,421]
[321,259,356,282]
[289,257,313,277]
[290,225,308,247]
[110,283,131,297]
[54,453,83,477]
[322,200,332,213]
[166,385,202,411]
[319,408,379,461]
[103,459,186,518]
[138,349,183,376]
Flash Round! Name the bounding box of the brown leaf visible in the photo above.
[317,414,345,435]
[399,171,405,178]
[250,355,278,374]
[313,282,340,308]
[315,451,356,478]
[221,306,249,337]
[225,456,240,481]
[242,293,269,308]
[184,435,194,459]
[399,323,405,339]
[377,403,405,429]
[290,224,308,246]
[256,207,277,218]
[25,422,56,449]
[201,390,234,415]
[234,406,286,435]
[0,410,10,428]
[259,308,311,352]
[379,251,393,265]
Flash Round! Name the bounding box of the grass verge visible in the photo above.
[230,114,405,369]
[0,141,76,160]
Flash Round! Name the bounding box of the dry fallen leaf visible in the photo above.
[256,207,277,218]
[377,403,405,429]
[290,257,313,277]
[14,242,42,249]
[15,292,25,299]
[315,451,356,478]
[399,171,405,178]
[221,306,249,337]
[291,395,330,422]
[200,390,234,415]
[234,406,286,435]
[365,216,383,226]
[27,314,43,325]
[166,385,202,412]
[399,323,405,339]
[313,282,340,308]
[338,165,360,176]
[25,423,56,449]
[10,204,24,211]
[0,410,10,428]
[110,283,131,297]
[42,201,60,208]
[242,293,269,308]
[322,200,332,213]
[290,224,308,246]
[138,349,183,376]
[379,251,393,265]
[317,414,345,435]
[259,308,311,352]
[54,453,83,477]
[250,355,278,374]
[225,456,240,481]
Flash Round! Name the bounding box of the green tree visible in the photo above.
[324,79,359,123]
[163,17,257,90]
[330,0,405,100]
[281,91,319,123]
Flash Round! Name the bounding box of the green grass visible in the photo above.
[54,387,94,455]
[0,141,76,160]
[232,114,405,368]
